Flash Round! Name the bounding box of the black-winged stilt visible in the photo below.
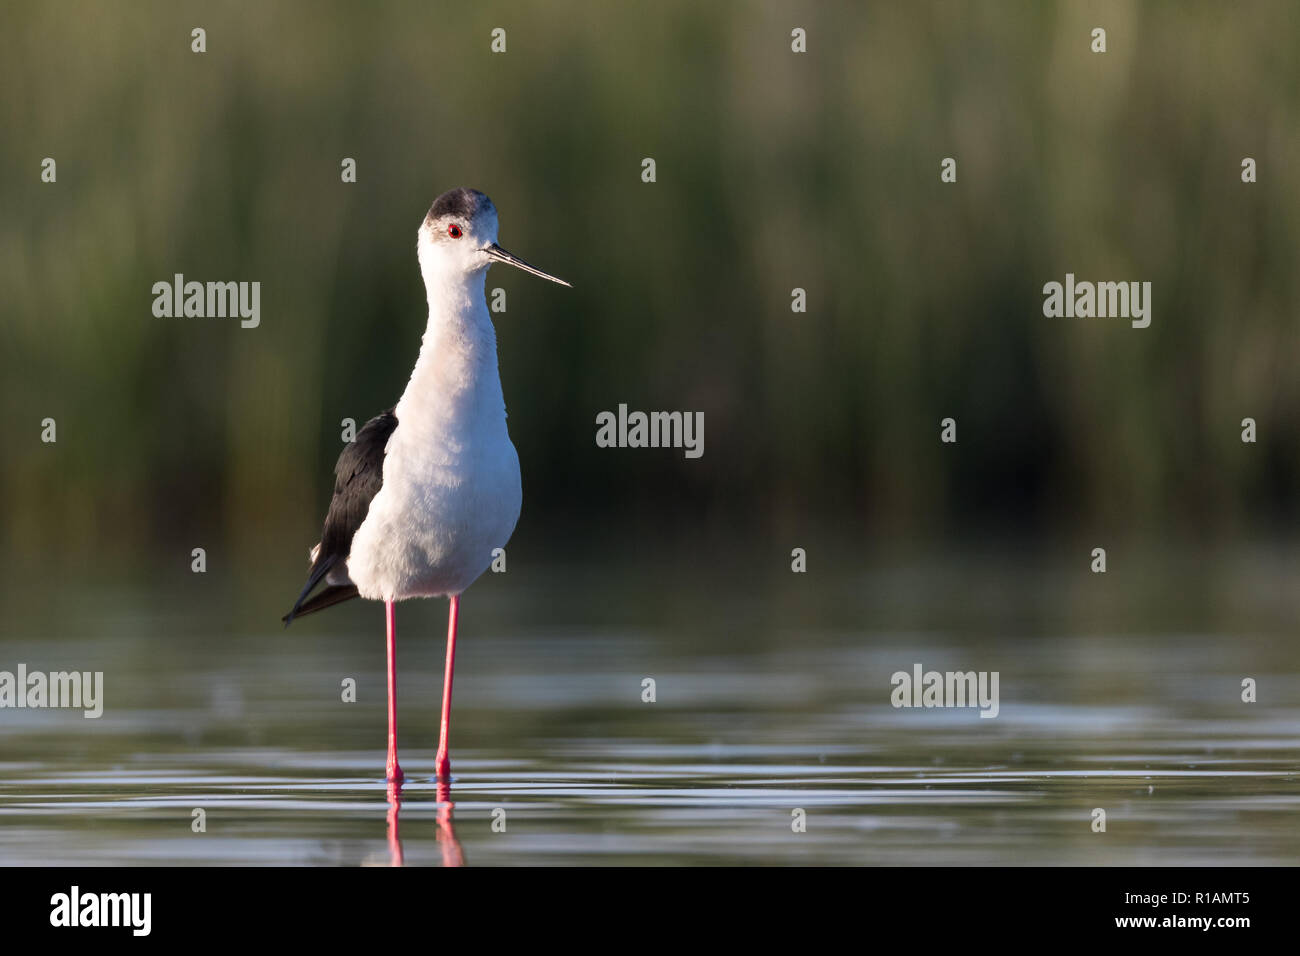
[284,187,570,784]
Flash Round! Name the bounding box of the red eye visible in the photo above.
[447,224,462,239]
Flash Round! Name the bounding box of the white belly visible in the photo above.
[347,429,521,601]
[348,277,523,602]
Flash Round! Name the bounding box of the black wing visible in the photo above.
[283,408,399,625]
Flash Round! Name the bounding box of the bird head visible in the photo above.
[417,187,571,289]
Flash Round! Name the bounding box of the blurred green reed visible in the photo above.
[1,1,1297,581]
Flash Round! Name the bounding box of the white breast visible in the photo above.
[345,285,522,602]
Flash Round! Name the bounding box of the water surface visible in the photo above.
[1,557,1297,865]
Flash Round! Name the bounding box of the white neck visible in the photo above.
[393,265,508,448]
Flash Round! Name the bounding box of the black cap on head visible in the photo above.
[426,187,493,224]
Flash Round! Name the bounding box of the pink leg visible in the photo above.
[434,595,460,780]
[385,600,403,784]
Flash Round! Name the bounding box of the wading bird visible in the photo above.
[284,188,570,784]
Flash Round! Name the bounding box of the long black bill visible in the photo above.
[483,243,572,287]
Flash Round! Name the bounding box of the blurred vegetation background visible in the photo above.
[1,1,1297,608]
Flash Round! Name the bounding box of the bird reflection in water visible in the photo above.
[385,779,464,867]
[385,781,404,866]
